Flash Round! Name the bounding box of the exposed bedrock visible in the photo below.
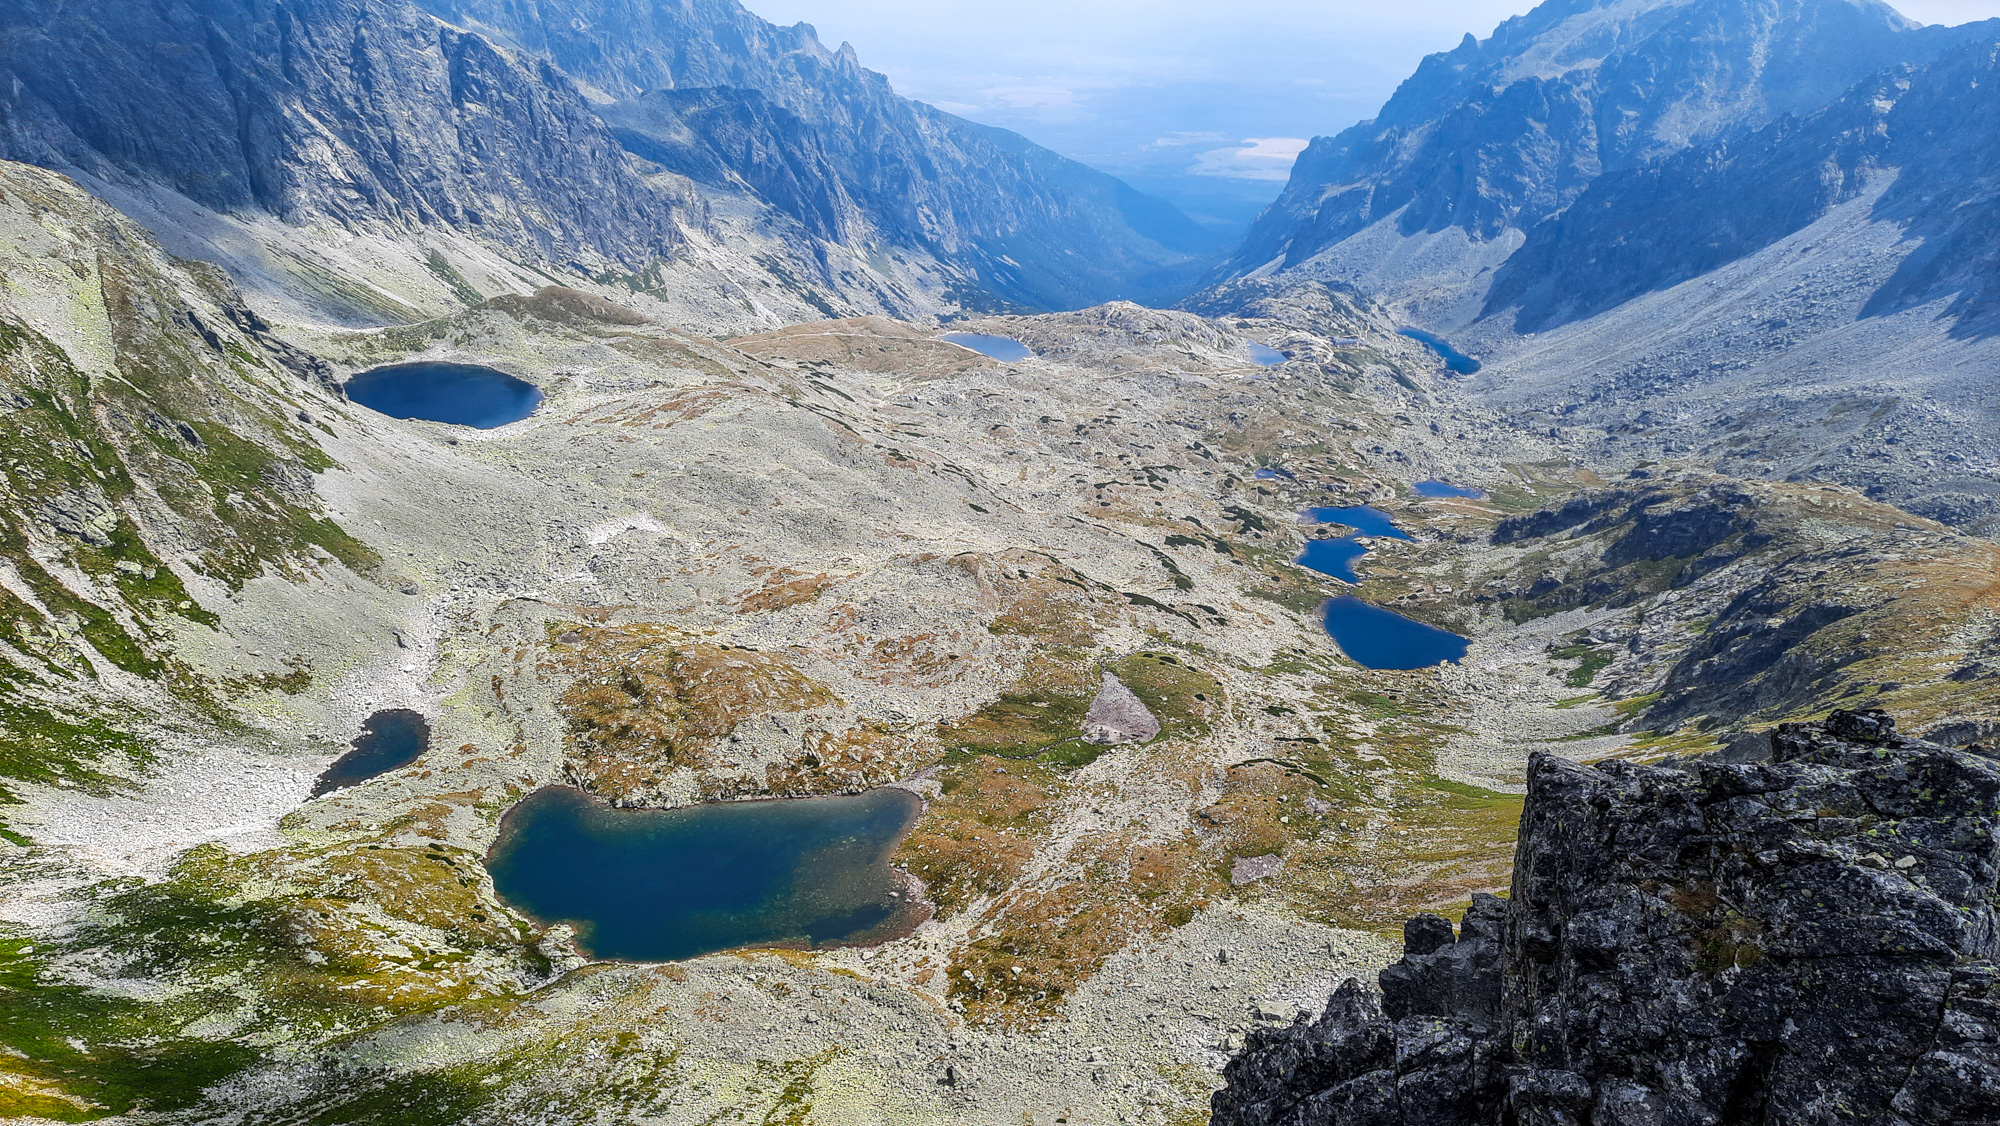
[1211,708,2000,1125]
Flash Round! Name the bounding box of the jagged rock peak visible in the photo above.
[1216,0,1992,321]
[1211,706,2000,1125]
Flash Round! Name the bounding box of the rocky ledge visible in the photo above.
[1211,709,2000,1125]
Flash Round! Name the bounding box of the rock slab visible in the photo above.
[1080,672,1161,746]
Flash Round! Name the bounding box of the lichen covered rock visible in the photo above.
[1212,708,2000,1124]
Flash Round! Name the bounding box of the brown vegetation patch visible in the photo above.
[860,631,977,686]
[937,651,1097,758]
[948,828,1219,1027]
[949,550,1108,646]
[570,389,733,430]
[739,567,837,614]
[1196,761,1322,862]
[730,317,997,376]
[765,721,937,796]
[557,624,835,800]
[279,845,518,945]
[893,758,1056,919]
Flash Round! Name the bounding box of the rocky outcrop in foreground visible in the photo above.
[1212,710,2000,1124]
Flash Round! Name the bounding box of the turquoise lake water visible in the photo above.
[940,333,1033,362]
[347,362,543,428]
[1413,480,1484,499]
[486,786,922,962]
[1397,329,1481,375]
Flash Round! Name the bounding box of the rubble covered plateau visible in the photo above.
[0,149,1995,1125]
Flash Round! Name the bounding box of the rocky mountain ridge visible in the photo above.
[1211,708,2000,1124]
[1218,0,1976,324]
[1201,0,2000,536]
[442,0,1212,307]
[0,0,1204,332]
[1484,32,2000,336]
[1454,23,2000,533]
[0,0,682,271]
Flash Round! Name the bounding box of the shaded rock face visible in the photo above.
[1486,33,2000,336]
[1222,0,1960,283]
[416,0,1216,309]
[1080,673,1160,746]
[1490,483,1769,607]
[0,0,682,270]
[605,88,864,244]
[0,0,1207,313]
[1212,710,2000,1125]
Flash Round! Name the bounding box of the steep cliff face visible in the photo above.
[0,0,1206,321]
[0,0,681,271]
[1212,709,2000,1125]
[0,160,384,823]
[1485,34,2000,335]
[1220,0,1978,323]
[408,0,851,103]
[604,88,865,244]
[412,0,1212,309]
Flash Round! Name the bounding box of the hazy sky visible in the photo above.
[745,0,2000,227]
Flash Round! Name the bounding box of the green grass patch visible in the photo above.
[940,690,1094,760]
[1550,642,1614,688]
[1105,652,1224,739]
[424,251,485,307]
[1418,777,1518,802]
[0,933,264,1119]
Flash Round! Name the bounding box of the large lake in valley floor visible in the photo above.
[485,786,923,962]
[1321,595,1469,670]
[346,362,543,428]
[312,709,429,797]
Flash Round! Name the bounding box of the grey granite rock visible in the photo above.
[417,0,1218,310]
[0,0,682,271]
[1216,0,1983,305]
[1081,672,1161,746]
[1486,32,2000,337]
[0,0,1209,316]
[1212,708,2000,1125]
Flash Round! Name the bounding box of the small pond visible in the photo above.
[486,786,923,962]
[1414,480,1485,499]
[1246,343,1288,366]
[346,362,543,428]
[1302,505,1409,540]
[940,333,1033,363]
[1297,505,1411,584]
[1397,328,1481,375]
[1321,595,1469,670]
[313,709,430,796]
